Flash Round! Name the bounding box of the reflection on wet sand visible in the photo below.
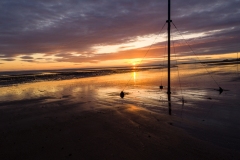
[0,64,240,159]
[0,64,239,112]
[133,71,136,83]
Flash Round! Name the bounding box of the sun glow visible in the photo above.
[127,58,141,66]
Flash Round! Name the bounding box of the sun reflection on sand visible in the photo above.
[133,72,136,83]
[126,104,144,112]
[0,65,206,103]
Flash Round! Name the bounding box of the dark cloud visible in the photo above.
[21,59,36,63]
[1,58,15,61]
[0,0,239,64]
[20,55,33,59]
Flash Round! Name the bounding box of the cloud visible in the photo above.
[20,56,33,59]
[0,0,239,65]
[21,59,36,63]
[1,58,15,61]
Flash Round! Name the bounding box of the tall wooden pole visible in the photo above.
[167,0,172,115]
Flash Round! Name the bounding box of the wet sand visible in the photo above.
[0,99,240,159]
[0,64,240,159]
[1,98,239,159]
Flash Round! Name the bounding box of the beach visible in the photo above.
[0,64,240,159]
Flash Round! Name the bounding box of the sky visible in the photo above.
[0,0,240,71]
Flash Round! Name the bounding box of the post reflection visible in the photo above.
[168,94,171,115]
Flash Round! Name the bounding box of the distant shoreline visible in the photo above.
[1,59,239,86]
[1,58,239,75]
[0,66,159,86]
